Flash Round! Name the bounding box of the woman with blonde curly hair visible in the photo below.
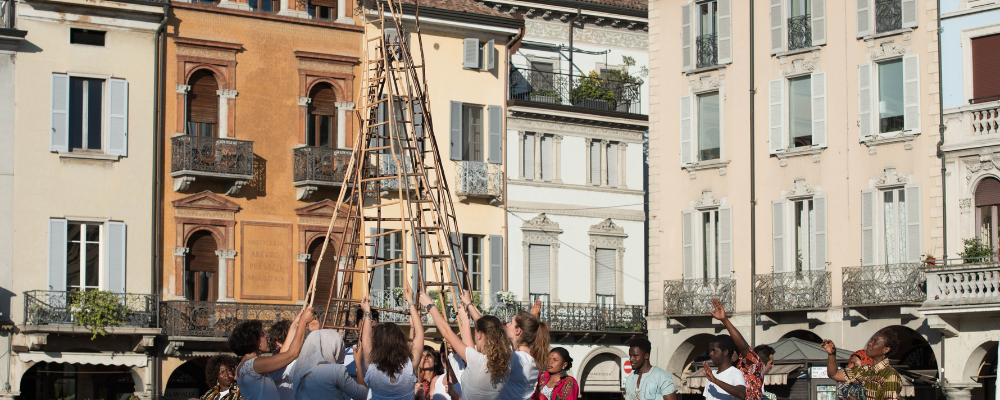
[422,290,512,400]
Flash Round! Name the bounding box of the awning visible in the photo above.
[686,364,804,388]
[19,352,148,367]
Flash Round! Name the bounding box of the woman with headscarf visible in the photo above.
[291,329,368,400]
[531,347,578,400]
[831,350,874,400]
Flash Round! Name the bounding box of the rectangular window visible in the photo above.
[794,199,815,272]
[531,62,555,93]
[523,133,535,179]
[528,244,550,303]
[874,0,902,33]
[382,232,404,289]
[971,34,1000,104]
[882,189,907,264]
[462,104,484,162]
[595,248,615,307]
[697,1,719,67]
[701,210,720,278]
[698,92,721,161]
[67,222,102,291]
[462,235,484,294]
[607,142,619,187]
[878,59,905,134]
[68,77,104,151]
[540,135,553,182]
[789,75,813,147]
[590,141,602,185]
[787,0,813,50]
[307,115,334,147]
[698,1,718,36]
[70,29,106,46]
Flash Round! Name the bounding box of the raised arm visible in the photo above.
[709,298,749,357]
[702,361,746,400]
[279,317,300,354]
[407,285,425,371]
[360,296,374,373]
[253,307,314,374]
[455,295,474,348]
[821,340,847,382]
[459,290,482,322]
[420,291,469,362]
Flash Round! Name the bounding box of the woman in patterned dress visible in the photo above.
[822,328,904,400]
[531,348,578,400]
[831,350,874,400]
[201,355,242,400]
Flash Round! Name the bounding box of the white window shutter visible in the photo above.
[450,101,462,160]
[812,72,828,148]
[488,105,502,164]
[680,95,693,166]
[901,0,917,28]
[682,211,694,279]
[772,200,785,273]
[769,79,784,154]
[607,142,619,187]
[681,3,693,72]
[451,233,463,286]
[595,249,616,295]
[903,55,921,134]
[489,235,503,299]
[485,39,496,70]
[50,74,69,153]
[812,195,827,269]
[108,79,129,157]
[905,184,922,263]
[541,135,553,182]
[857,0,871,38]
[718,206,733,278]
[523,134,535,180]
[770,0,784,54]
[528,244,550,294]
[371,228,385,291]
[861,189,876,266]
[107,221,126,293]
[463,38,479,69]
[48,219,68,291]
[812,0,827,46]
[858,63,873,141]
[717,0,732,64]
[590,141,601,185]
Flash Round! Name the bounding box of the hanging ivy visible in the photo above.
[69,290,129,340]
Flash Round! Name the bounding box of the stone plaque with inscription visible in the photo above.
[240,222,293,300]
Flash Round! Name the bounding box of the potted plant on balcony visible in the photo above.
[530,89,562,104]
[69,290,129,339]
[959,238,994,264]
[924,251,936,266]
[570,71,615,111]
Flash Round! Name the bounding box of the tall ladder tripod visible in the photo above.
[302,0,474,333]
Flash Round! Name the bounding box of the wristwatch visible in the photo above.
[424,303,435,313]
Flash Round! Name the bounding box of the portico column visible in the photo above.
[619,142,628,189]
[533,134,541,181]
[335,0,356,24]
[174,247,190,300]
[217,89,238,138]
[517,132,525,179]
[599,139,608,187]
[553,135,563,183]
[215,250,237,302]
[584,138,592,185]
[335,101,355,149]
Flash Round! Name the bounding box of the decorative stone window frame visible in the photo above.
[588,218,626,304]
[295,200,349,303]
[517,132,563,183]
[584,138,627,188]
[173,37,241,138]
[684,189,732,279]
[959,154,1000,239]
[681,75,727,179]
[960,24,1000,106]
[521,213,561,302]
[860,39,920,149]
[294,51,359,148]
[773,178,828,271]
[773,58,827,166]
[171,191,240,301]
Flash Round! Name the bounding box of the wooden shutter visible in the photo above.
[607,142,619,187]
[972,34,1000,103]
[812,196,827,270]
[489,235,503,299]
[903,55,921,134]
[595,248,615,295]
[905,185,922,263]
[108,78,128,157]
[590,141,601,185]
[680,95,693,165]
[486,39,496,70]
[861,189,876,266]
[718,206,733,278]
[523,134,535,179]
[812,0,827,46]
[188,71,219,124]
[309,237,338,306]
[682,211,694,279]
[106,221,126,293]
[528,244,550,294]
[450,101,462,160]
[541,135,553,182]
[187,231,218,272]
[48,219,68,291]
[812,72,828,147]
[488,105,502,164]
[772,200,785,273]
[858,63,873,141]
[770,0,784,54]
[371,228,385,291]
[310,85,337,116]
[50,74,69,152]
[463,38,479,69]
[769,79,784,153]
[311,0,335,7]
[857,0,871,38]
[681,3,693,72]
[717,0,732,64]
[901,0,917,28]
[976,178,1000,206]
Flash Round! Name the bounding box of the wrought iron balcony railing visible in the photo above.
[455,161,502,200]
[170,135,254,195]
[875,0,902,33]
[663,278,735,316]
[696,33,718,68]
[160,300,344,338]
[842,263,925,307]
[491,301,646,333]
[24,291,158,328]
[508,67,643,115]
[293,146,351,187]
[754,271,831,312]
[787,15,812,51]
[377,153,416,191]
[923,262,1000,307]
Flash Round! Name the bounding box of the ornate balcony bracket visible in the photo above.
[926,315,958,338]
[163,341,185,356]
[296,186,317,201]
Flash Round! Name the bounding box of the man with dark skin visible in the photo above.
[821,329,903,400]
[701,335,747,400]
[624,338,678,400]
[708,298,775,400]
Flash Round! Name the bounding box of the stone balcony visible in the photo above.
[942,100,1000,149]
[292,146,351,200]
[454,161,503,202]
[171,135,254,196]
[922,262,1000,311]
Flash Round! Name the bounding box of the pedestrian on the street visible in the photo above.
[829,350,874,400]
[708,298,776,400]
[623,338,678,400]
[822,329,903,400]
[700,334,747,400]
[530,347,578,400]
[201,354,241,400]
[229,307,313,400]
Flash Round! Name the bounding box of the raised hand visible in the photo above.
[360,296,371,313]
[300,306,315,325]
[702,361,717,384]
[460,289,473,306]
[708,298,726,321]
[418,291,434,307]
[821,340,837,355]
[307,319,320,332]
[531,299,542,317]
[404,285,415,305]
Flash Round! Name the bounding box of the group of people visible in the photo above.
[199,295,904,400]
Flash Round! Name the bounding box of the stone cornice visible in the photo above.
[507,116,644,143]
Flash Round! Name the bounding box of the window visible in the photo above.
[787,0,812,50]
[794,199,815,272]
[696,1,718,68]
[681,206,732,279]
[67,223,101,291]
[857,0,915,38]
[698,92,721,161]
[682,0,731,71]
[528,244,550,303]
[861,181,921,265]
[881,188,907,264]
[595,248,615,308]
[523,133,535,179]
[308,0,337,19]
[530,62,555,93]
[450,101,500,164]
[382,232,404,289]
[249,0,279,11]
[789,75,812,147]
[69,77,104,151]
[607,142,619,187]
[858,56,917,140]
[540,135,553,182]
[877,59,904,134]
[70,29,105,46]
[874,0,902,33]
[51,74,129,156]
[48,219,126,293]
[462,104,483,162]
[185,230,218,302]
[976,178,1000,253]
[307,84,337,147]
[462,235,484,295]
[701,210,720,278]
[187,70,219,137]
[770,72,826,152]
[590,140,601,185]
[771,193,826,273]
[463,38,495,70]
[971,34,1000,104]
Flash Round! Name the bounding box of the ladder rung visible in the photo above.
[364,200,400,209]
[424,282,460,287]
[419,254,449,259]
[368,259,404,269]
[365,229,403,239]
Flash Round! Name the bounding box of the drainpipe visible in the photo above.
[568,8,581,76]
[936,0,947,263]
[151,4,168,399]
[748,0,757,347]
[504,21,524,299]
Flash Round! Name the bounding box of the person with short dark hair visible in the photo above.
[624,338,677,400]
[822,328,903,400]
[708,298,774,400]
[270,318,319,400]
[202,355,241,400]
[701,334,746,400]
[531,347,578,400]
[229,307,313,400]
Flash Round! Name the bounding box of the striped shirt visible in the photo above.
[843,359,903,400]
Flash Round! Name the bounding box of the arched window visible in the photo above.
[307,84,337,147]
[185,231,218,302]
[306,237,336,304]
[975,177,1000,252]
[187,70,219,137]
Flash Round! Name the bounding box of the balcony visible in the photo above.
[160,300,327,338]
[696,33,718,69]
[23,291,158,333]
[663,278,735,317]
[293,146,352,200]
[376,153,416,192]
[754,271,832,312]
[508,67,643,116]
[492,302,646,334]
[455,161,502,202]
[787,14,811,51]
[922,262,1000,310]
[171,135,254,196]
[842,263,925,307]
[875,0,902,33]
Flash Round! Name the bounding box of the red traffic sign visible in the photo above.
[623,359,632,374]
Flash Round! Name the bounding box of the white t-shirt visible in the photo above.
[703,366,747,400]
[275,360,296,400]
[460,347,507,400]
[500,351,538,400]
